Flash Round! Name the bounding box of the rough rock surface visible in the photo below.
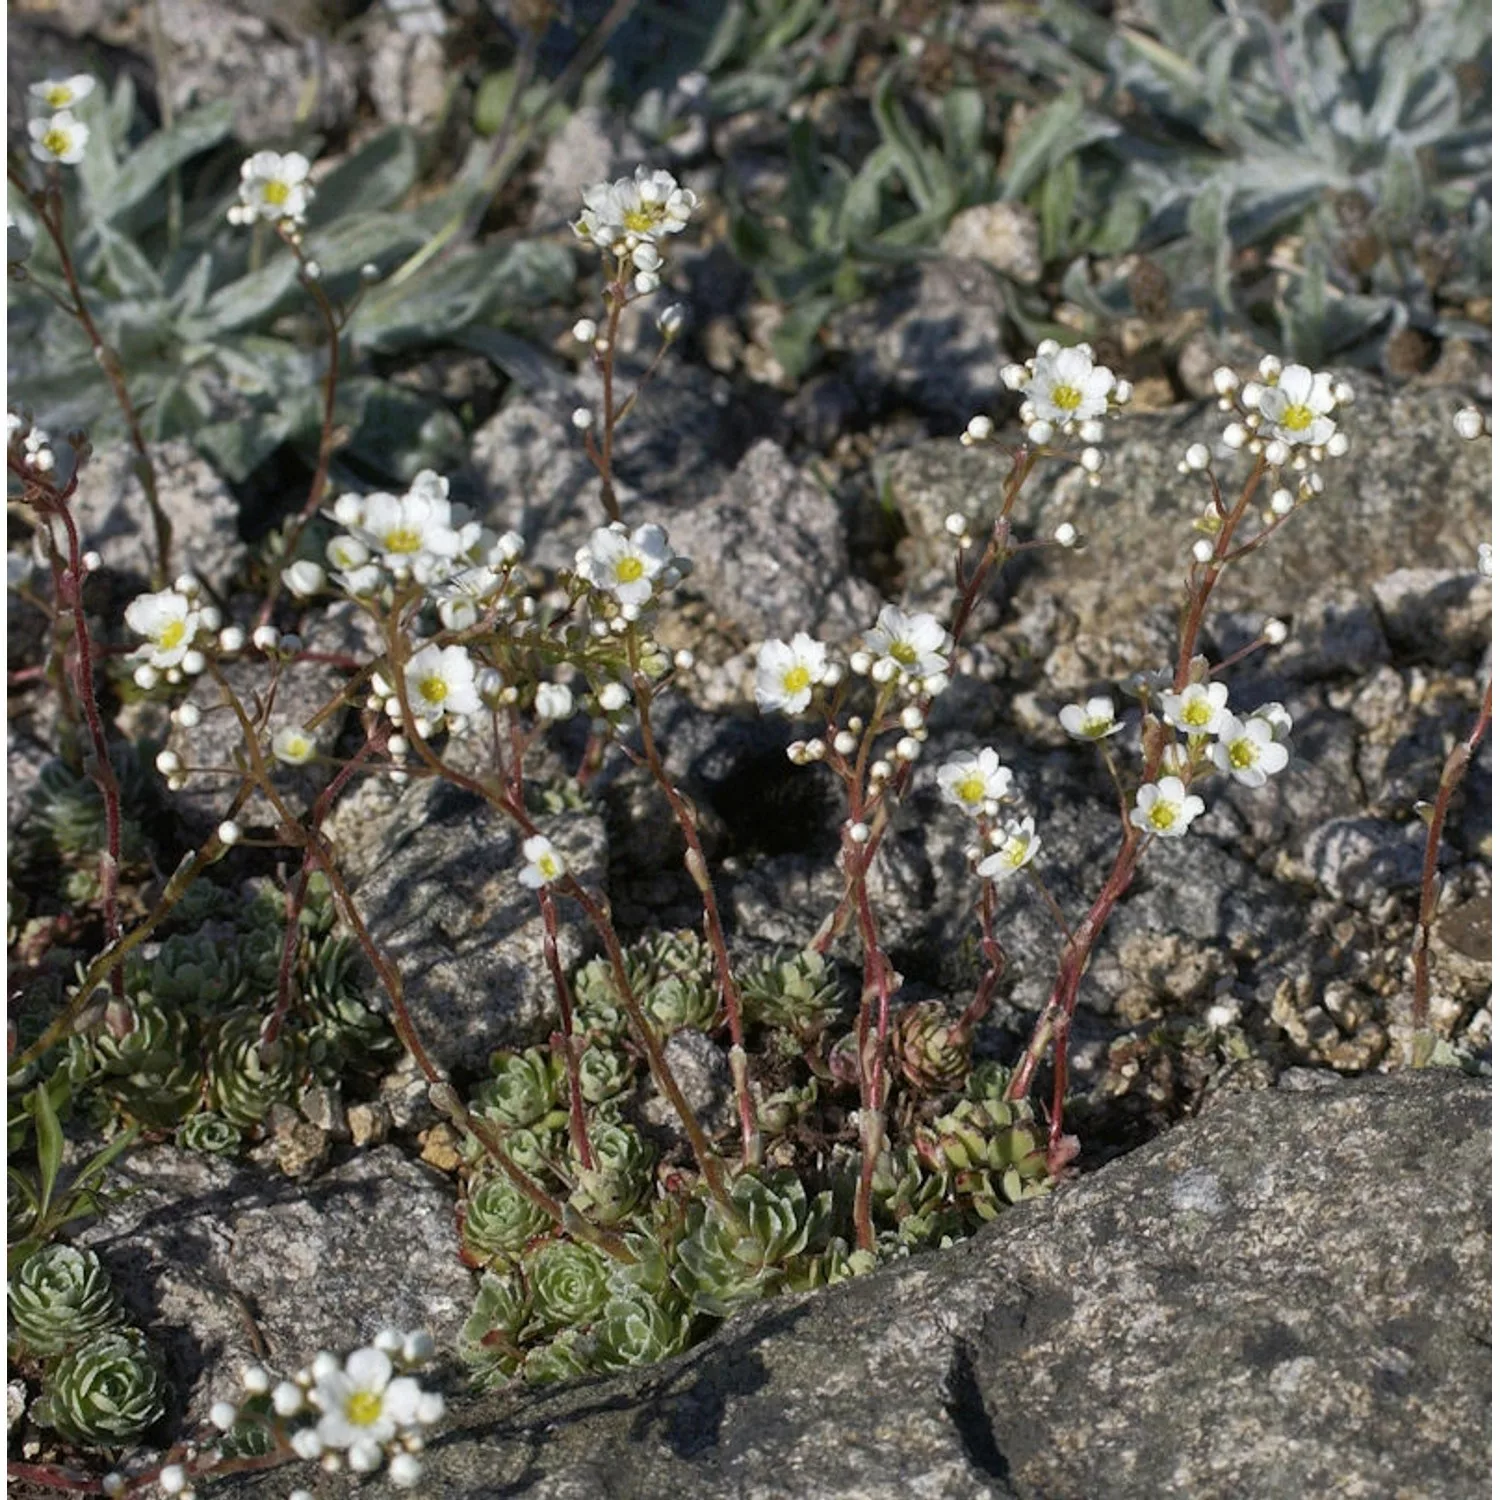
[210,1071,1491,1500]
[324,777,607,1074]
[78,1145,469,1432]
[670,439,880,641]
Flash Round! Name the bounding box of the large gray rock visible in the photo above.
[325,776,606,1074]
[208,1071,1490,1500]
[78,1144,469,1432]
[670,439,879,642]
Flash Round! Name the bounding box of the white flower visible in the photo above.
[124,589,202,668]
[30,75,96,110]
[1248,701,1293,742]
[1453,407,1486,441]
[344,482,465,578]
[1210,714,1290,788]
[936,749,1013,815]
[755,633,828,715]
[1059,696,1122,741]
[1129,776,1205,838]
[863,605,950,681]
[574,166,698,252]
[1255,364,1337,447]
[577,523,672,607]
[1024,345,1116,426]
[404,643,481,722]
[977,816,1040,881]
[1479,542,1492,578]
[389,1453,424,1488]
[519,834,566,888]
[233,150,313,226]
[28,111,89,166]
[535,683,574,720]
[1159,681,1229,736]
[598,682,630,712]
[271,726,318,766]
[283,560,325,598]
[310,1347,422,1452]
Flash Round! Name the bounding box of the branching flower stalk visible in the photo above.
[7,166,170,588]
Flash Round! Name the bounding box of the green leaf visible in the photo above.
[93,101,235,223]
[769,294,840,382]
[449,326,571,397]
[68,1125,140,1199]
[95,223,164,301]
[1037,155,1081,262]
[304,212,428,280]
[338,380,465,481]
[195,412,294,482]
[870,69,949,216]
[31,1083,64,1219]
[187,255,300,338]
[308,128,418,224]
[1002,88,1112,203]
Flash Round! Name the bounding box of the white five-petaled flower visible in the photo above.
[578,523,673,608]
[1160,681,1229,737]
[937,749,1013,815]
[28,111,89,166]
[232,150,313,227]
[574,166,698,252]
[1254,364,1338,448]
[341,477,466,579]
[1058,696,1122,742]
[309,1347,422,1469]
[1129,776,1205,838]
[519,834,566,888]
[977,816,1040,881]
[1024,344,1116,427]
[403,643,480,722]
[864,605,951,681]
[124,589,203,668]
[30,75,96,110]
[1210,714,1290,788]
[755,633,828,715]
[271,727,317,766]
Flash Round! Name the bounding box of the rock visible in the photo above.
[529,107,642,231]
[65,440,246,597]
[830,258,1011,424]
[208,1072,1491,1500]
[641,1027,735,1141]
[669,440,879,642]
[79,1144,469,1431]
[1303,815,1434,906]
[1371,567,1492,660]
[366,25,448,128]
[940,201,1043,284]
[324,776,606,1074]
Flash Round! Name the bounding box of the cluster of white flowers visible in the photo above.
[8,407,59,476]
[124,577,222,691]
[1203,358,1354,508]
[573,166,698,293]
[964,341,1129,485]
[330,470,525,619]
[227,150,314,230]
[573,522,689,623]
[27,74,93,167]
[932,747,1040,883]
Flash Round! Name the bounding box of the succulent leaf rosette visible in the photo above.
[578,1042,632,1104]
[177,1112,244,1156]
[568,1122,654,1225]
[476,1048,562,1129]
[891,1000,973,1095]
[740,949,845,1039]
[90,994,203,1128]
[206,1011,305,1129]
[591,1293,691,1372]
[520,1328,592,1387]
[460,1271,528,1389]
[461,1173,553,1266]
[32,1328,166,1446]
[149,931,241,1012]
[524,1240,610,1334]
[7,1245,123,1356]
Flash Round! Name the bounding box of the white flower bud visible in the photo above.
[155,750,181,775]
[1263,618,1288,645]
[1222,423,1247,449]
[821,661,844,687]
[214,624,245,655]
[1211,366,1239,395]
[173,702,201,729]
[598,682,630,712]
[895,736,920,761]
[673,648,695,670]
[290,1427,324,1460]
[965,415,993,442]
[1112,379,1133,404]
[1270,488,1295,516]
[80,549,102,572]
[922,672,950,696]
[1036,338,1060,357]
[389,1454,424,1489]
[360,261,381,282]
[786,741,806,764]
[571,407,593,430]
[159,1466,187,1495]
[283,560,325,598]
[833,731,858,756]
[634,270,660,294]
[1079,446,1103,473]
[252,625,280,652]
[174,573,201,597]
[1053,522,1078,548]
[1183,443,1211,471]
[1191,538,1214,564]
[1332,380,1355,406]
[656,303,686,337]
[209,1401,239,1431]
[241,1365,270,1394]
[272,1380,304,1416]
[1000,364,1028,390]
[899,704,924,732]
[1258,355,1282,380]
[198,605,221,631]
[403,1330,436,1364]
[133,663,160,690]
[535,682,574,720]
[870,657,897,684]
[944,512,969,537]
[1325,432,1349,458]
[181,649,206,675]
[217,820,242,846]
[1263,439,1290,467]
[869,758,893,782]
[848,650,872,677]
[572,318,598,343]
[102,1476,126,1497]
[848,822,870,844]
[1026,419,1055,445]
[302,260,322,282]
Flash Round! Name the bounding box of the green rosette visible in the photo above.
[7,1245,123,1357]
[32,1328,166,1446]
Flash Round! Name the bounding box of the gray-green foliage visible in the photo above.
[9,86,572,487]
[461,1173,553,1267]
[988,0,1490,362]
[22,751,153,903]
[31,1327,166,1447]
[7,1245,122,1357]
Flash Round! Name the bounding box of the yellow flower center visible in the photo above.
[1228,739,1256,770]
[781,665,811,697]
[1051,383,1082,412]
[158,619,186,650]
[537,854,561,880]
[614,556,645,584]
[419,675,449,705]
[888,639,918,667]
[623,206,659,233]
[1148,800,1178,831]
[1001,839,1027,868]
[1182,699,1212,728]
[45,86,72,107]
[42,128,71,157]
[1280,404,1313,432]
[346,1390,383,1427]
[264,179,291,207]
[956,773,987,804]
[382,527,423,555]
